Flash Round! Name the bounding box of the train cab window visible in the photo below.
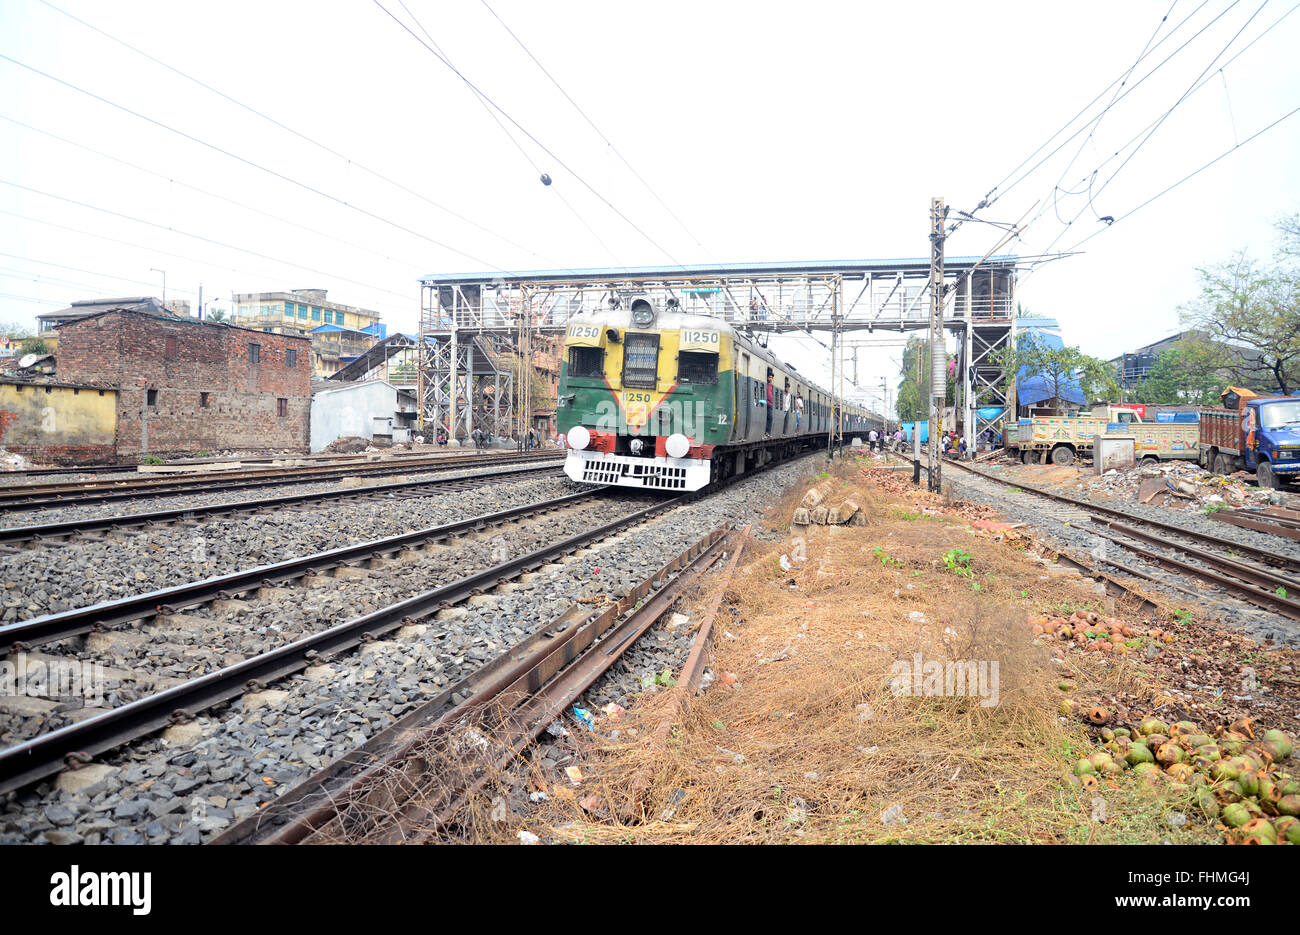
[677,351,718,385]
[622,333,660,388]
[568,346,604,378]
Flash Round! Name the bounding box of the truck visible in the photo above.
[1198,388,1300,489]
[1004,405,1200,467]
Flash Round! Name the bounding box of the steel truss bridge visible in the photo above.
[416,256,1019,447]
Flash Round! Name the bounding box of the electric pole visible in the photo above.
[927,197,946,492]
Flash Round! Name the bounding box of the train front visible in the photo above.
[557,296,733,491]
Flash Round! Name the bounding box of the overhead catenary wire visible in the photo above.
[478,0,713,261]
[34,0,550,265]
[371,0,685,269]
[1035,0,1272,258]
[0,251,202,297]
[0,114,432,272]
[0,207,409,320]
[0,179,421,303]
[1049,103,1300,260]
[394,1,620,268]
[953,0,1227,233]
[0,52,502,271]
[1017,0,1298,246]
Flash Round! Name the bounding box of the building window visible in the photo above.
[277,397,288,417]
[147,389,158,406]
[284,303,296,318]
[164,336,178,359]
[300,306,310,320]
[200,392,209,408]
[312,308,321,322]
[286,349,297,368]
[249,343,261,363]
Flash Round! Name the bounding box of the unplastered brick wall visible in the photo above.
[57,310,312,455]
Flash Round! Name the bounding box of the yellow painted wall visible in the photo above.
[0,383,117,447]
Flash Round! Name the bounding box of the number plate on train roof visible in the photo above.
[566,324,602,345]
[680,329,720,350]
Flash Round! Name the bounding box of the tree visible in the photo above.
[19,337,49,356]
[1129,337,1227,406]
[1179,217,1300,394]
[206,308,228,322]
[999,333,1118,411]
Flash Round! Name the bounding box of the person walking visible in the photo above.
[868,428,878,451]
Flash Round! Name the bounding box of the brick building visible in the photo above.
[56,309,311,456]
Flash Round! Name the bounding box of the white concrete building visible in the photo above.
[309,380,415,452]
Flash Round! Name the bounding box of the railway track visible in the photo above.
[0,488,678,794]
[893,450,1300,622]
[0,460,560,548]
[213,526,735,845]
[0,447,817,842]
[0,449,563,512]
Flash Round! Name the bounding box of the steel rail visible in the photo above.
[0,492,694,796]
[903,452,1300,620]
[213,526,732,845]
[0,489,598,654]
[0,460,560,546]
[0,450,563,510]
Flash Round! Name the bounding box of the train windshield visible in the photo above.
[677,351,718,384]
[622,333,660,388]
[568,346,604,378]
[1260,400,1300,429]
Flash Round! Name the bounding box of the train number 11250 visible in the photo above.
[681,329,719,345]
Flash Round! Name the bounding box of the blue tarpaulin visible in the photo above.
[901,421,929,443]
[1015,329,1087,408]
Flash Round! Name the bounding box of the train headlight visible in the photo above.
[665,433,691,458]
[567,426,591,450]
[630,437,645,455]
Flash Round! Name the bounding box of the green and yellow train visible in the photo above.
[556,295,880,491]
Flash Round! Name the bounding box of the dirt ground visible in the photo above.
[457,453,1299,844]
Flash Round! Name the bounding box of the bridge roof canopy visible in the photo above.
[420,255,1019,287]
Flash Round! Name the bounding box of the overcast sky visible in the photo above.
[2,1,1297,409]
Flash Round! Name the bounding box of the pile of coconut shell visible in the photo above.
[1063,715,1297,844]
[1028,609,1172,656]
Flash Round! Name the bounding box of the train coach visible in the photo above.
[556,294,879,491]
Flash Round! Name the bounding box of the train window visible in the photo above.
[568,346,604,378]
[622,333,660,388]
[677,351,718,384]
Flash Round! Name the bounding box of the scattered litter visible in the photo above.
[779,553,792,571]
[528,791,549,803]
[517,830,540,845]
[880,803,908,826]
[572,706,596,731]
[601,702,626,720]
[489,797,508,822]
[545,720,570,739]
[564,766,583,785]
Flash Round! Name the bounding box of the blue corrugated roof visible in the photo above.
[420,255,1019,284]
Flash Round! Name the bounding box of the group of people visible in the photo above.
[940,432,971,460]
[761,371,805,437]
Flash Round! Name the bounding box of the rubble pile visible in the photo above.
[1080,460,1292,511]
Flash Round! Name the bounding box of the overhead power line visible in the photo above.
[0,178,418,301]
[0,52,501,271]
[372,0,684,268]
[478,0,712,259]
[0,207,408,318]
[0,251,200,296]
[0,114,431,272]
[35,0,551,265]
